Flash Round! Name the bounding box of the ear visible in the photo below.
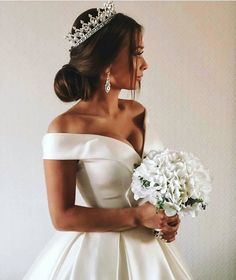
[101,65,112,80]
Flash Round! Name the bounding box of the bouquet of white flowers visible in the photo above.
[130,148,213,218]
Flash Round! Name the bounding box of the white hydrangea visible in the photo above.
[130,148,213,218]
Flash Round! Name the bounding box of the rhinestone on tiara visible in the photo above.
[65,0,116,48]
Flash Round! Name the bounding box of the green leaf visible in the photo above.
[133,163,141,169]
[142,179,151,188]
[185,197,203,207]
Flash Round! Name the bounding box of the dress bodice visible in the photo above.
[41,108,165,209]
[24,108,193,280]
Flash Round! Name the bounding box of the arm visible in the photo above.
[43,114,180,236]
[43,115,141,232]
[43,159,139,232]
[43,159,180,237]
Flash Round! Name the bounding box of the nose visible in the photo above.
[142,57,148,71]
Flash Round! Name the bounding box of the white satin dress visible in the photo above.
[23,102,193,280]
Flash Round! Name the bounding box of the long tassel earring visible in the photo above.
[104,72,111,94]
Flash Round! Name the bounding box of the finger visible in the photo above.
[157,210,166,220]
[163,231,177,240]
[163,232,176,241]
[156,214,166,226]
[161,234,175,243]
[166,220,179,228]
[167,220,179,227]
[162,224,178,234]
[166,214,180,224]
[168,221,180,231]
[166,237,175,243]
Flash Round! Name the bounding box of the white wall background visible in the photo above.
[0,1,235,279]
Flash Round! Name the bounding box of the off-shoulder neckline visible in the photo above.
[44,107,147,159]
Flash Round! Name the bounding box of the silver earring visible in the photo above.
[105,72,111,94]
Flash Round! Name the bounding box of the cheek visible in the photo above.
[112,78,128,90]
[112,73,140,90]
[110,57,138,88]
[112,68,131,85]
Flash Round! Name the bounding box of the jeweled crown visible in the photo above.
[65,0,116,49]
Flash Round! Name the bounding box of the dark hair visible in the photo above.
[54,9,144,102]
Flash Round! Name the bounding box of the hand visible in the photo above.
[159,211,180,243]
[136,202,181,243]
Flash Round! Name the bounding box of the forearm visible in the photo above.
[54,205,140,232]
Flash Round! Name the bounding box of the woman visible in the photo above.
[23,1,193,279]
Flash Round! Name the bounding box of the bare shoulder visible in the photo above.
[47,115,65,133]
[123,99,146,116]
[47,113,87,134]
[47,100,145,133]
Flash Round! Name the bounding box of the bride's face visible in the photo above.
[110,33,148,90]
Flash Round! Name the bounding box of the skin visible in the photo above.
[44,32,180,242]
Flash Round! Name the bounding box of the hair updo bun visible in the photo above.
[53,9,144,102]
[54,64,85,102]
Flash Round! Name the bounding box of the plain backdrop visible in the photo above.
[0,1,235,279]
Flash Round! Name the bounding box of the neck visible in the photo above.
[85,87,123,118]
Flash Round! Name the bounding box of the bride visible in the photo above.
[23,1,193,279]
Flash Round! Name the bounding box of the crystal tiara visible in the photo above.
[65,0,116,48]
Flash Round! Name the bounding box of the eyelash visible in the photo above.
[136,51,144,56]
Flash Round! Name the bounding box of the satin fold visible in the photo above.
[24,106,193,279]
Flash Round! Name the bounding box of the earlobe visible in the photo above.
[102,65,112,79]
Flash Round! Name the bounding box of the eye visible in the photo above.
[137,51,144,56]
[135,50,144,56]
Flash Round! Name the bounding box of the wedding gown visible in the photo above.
[23,102,193,280]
